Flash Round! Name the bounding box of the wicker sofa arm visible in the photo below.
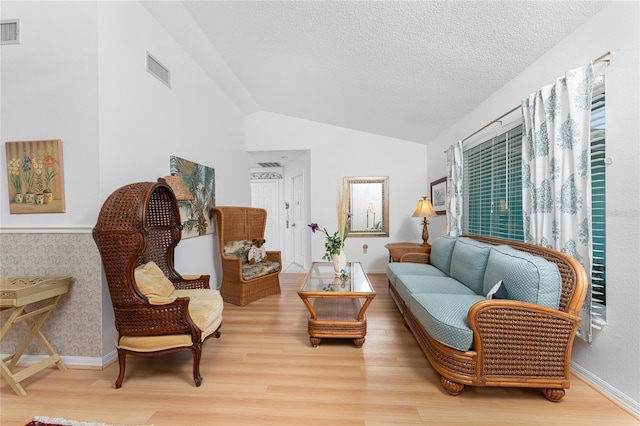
[399,252,431,264]
[114,297,198,338]
[265,250,282,265]
[468,299,580,377]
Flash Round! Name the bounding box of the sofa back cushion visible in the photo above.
[449,238,492,294]
[430,236,458,274]
[482,245,562,309]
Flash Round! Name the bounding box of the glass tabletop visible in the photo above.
[300,262,374,294]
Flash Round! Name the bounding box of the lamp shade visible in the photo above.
[412,196,437,218]
[163,175,195,201]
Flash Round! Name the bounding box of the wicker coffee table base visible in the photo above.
[298,262,375,348]
[307,298,368,347]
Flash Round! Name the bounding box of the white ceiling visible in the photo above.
[143,0,608,161]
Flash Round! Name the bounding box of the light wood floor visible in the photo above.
[2,273,638,425]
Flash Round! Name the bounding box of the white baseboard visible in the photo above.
[572,361,640,418]
[0,351,117,369]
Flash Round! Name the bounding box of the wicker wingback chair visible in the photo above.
[212,206,282,306]
[93,179,222,388]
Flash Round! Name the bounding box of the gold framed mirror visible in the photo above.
[344,176,389,237]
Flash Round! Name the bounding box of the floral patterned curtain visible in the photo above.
[521,63,595,342]
[446,140,464,236]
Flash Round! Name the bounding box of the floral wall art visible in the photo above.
[5,140,65,214]
[169,155,215,239]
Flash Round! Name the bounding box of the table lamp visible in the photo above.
[412,196,437,247]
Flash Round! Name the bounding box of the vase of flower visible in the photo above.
[309,188,352,275]
[332,249,347,276]
[43,190,53,204]
[36,193,45,205]
[42,154,58,204]
[25,192,36,204]
[9,157,23,203]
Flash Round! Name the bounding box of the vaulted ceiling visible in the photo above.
[144,1,608,145]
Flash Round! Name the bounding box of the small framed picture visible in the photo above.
[430,177,447,215]
[5,139,66,214]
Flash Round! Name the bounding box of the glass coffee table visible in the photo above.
[298,262,375,347]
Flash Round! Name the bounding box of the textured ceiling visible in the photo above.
[149,1,608,146]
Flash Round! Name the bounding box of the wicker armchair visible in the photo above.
[212,206,282,306]
[92,179,222,388]
[390,235,588,401]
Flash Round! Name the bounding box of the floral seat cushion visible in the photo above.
[242,261,281,280]
[224,240,281,280]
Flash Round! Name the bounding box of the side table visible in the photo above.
[384,242,431,262]
[0,276,72,396]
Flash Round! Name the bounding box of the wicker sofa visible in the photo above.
[387,235,587,401]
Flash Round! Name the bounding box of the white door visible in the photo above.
[251,180,281,251]
[292,173,305,265]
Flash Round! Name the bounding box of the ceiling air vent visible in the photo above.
[257,162,283,168]
[146,52,170,87]
[1,19,20,45]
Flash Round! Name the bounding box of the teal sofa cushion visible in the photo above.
[387,263,446,287]
[395,275,475,305]
[410,293,485,352]
[449,238,492,294]
[430,236,458,273]
[482,245,562,309]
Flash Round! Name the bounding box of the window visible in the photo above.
[463,124,524,241]
[463,81,607,314]
[590,79,607,322]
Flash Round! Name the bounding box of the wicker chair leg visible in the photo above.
[115,350,126,389]
[542,388,565,402]
[192,346,203,387]
[440,376,464,396]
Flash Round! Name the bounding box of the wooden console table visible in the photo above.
[0,276,72,396]
[384,242,431,262]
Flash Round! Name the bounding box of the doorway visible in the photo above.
[250,179,282,251]
[291,172,305,266]
[249,150,310,270]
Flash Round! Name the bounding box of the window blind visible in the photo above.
[463,126,524,241]
[590,79,607,324]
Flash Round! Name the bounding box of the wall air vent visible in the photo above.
[146,52,170,87]
[257,162,283,168]
[1,19,20,45]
